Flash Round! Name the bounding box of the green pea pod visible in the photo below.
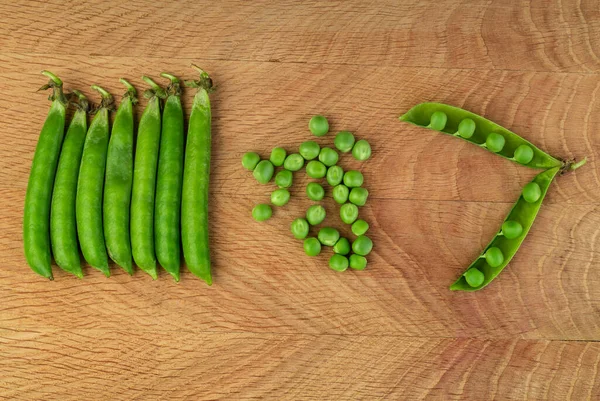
[131,76,165,279]
[50,90,89,278]
[155,73,184,282]
[182,66,213,285]
[399,102,563,169]
[76,86,114,277]
[24,71,68,279]
[451,166,560,291]
[104,79,137,275]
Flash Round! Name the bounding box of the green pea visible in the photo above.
[333,184,349,204]
[318,147,339,167]
[456,118,476,139]
[306,160,327,178]
[291,218,310,239]
[333,237,351,255]
[326,166,344,186]
[349,187,369,206]
[464,268,484,287]
[343,170,364,187]
[252,204,272,221]
[486,133,505,153]
[299,141,320,160]
[253,160,274,184]
[306,205,326,225]
[484,247,504,268]
[283,153,304,171]
[334,131,355,153]
[306,182,325,201]
[329,254,349,272]
[428,111,448,130]
[352,139,372,161]
[522,182,542,203]
[242,152,260,170]
[351,219,369,236]
[275,170,293,188]
[501,220,523,239]
[270,147,287,167]
[349,254,367,270]
[309,115,329,137]
[514,144,534,165]
[318,227,340,246]
[340,203,359,224]
[271,188,290,206]
[304,237,321,256]
[352,235,373,256]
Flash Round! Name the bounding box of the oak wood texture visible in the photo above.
[1,1,599,400]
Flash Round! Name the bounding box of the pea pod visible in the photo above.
[76,85,114,277]
[24,71,68,279]
[451,167,560,291]
[155,73,184,282]
[104,79,137,275]
[131,76,165,279]
[182,66,213,285]
[50,90,89,278]
[399,102,562,169]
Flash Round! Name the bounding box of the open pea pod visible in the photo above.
[451,166,560,291]
[399,102,563,169]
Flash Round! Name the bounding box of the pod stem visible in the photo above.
[142,76,167,99]
[560,157,587,174]
[185,64,214,92]
[38,70,67,104]
[70,89,90,112]
[160,72,182,97]
[91,85,115,111]
[119,78,138,105]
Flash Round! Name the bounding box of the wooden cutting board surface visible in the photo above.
[1,1,599,400]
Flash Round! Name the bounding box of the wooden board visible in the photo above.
[1,1,599,399]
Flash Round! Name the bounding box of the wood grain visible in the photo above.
[1,0,600,399]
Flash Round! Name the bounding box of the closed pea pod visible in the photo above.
[24,71,68,279]
[76,85,114,277]
[131,76,165,279]
[155,73,185,282]
[50,90,89,278]
[103,79,137,275]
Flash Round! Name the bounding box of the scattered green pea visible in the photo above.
[333,184,349,204]
[352,139,372,161]
[329,254,349,272]
[522,182,541,203]
[349,187,369,206]
[456,118,476,139]
[271,188,291,206]
[284,153,305,171]
[318,227,340,246]
[514,144,534,165]
[501,220,523,239]
[351,219,369,236]
[242,152,260,170]
[304,237,321,256]
[309,115,329,137]
[275,170,293,188]
[319,147,339,167]
[349,254,367,270]
[340,203,359,224]
[464,268,484,287]
[352,235,373,256]
[270,147,287,167]
[334,131,355,153]
[306,160,327,178]
[253,160,274,184]
[428,111,447,130]
[326,166,344,186]
[291,218,310,239]
[333,237,351,255]
[306,182,325,201]
[343,170,364,187]
[252,204,272,221]
[484,247,504,268]
[299,141,320,160]
[306,205,326,225]
[485,133,505,153]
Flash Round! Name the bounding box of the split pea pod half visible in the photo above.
[155,73,184,282]
[131,76,166,279]
[76,86,114,277]
[182,66,213,285]
[24,71,68,279]
[50,90,89,278]
[104,79,137,275]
